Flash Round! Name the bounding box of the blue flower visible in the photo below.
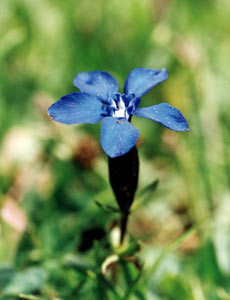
[47,68,189,158]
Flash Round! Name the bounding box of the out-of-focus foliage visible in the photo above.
[1,0,230,299]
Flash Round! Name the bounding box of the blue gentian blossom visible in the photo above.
[48,68,189,158]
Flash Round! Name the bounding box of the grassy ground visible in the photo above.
[1,0,230,299]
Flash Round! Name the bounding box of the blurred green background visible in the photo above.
[1,0,230,299]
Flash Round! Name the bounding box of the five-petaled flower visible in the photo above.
[47,68,189,158]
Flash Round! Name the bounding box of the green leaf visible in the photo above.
[193,239,224,286]
[145,226,197,278]
[0,296,17,300]
[123,267,143,300]
[18,294,44,300]
[137,178,159,198]
[133,179,159,210]
[62,254,94,274]
[0,265,16,290]
[4,267,47,294]
[158,274,195,300]
[94,200,120,213]
[119,241,141,257]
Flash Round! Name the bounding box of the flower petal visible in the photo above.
[134,103,190,131]
[124,68,168,98]
[47,92,104,125]
[73,71,119,102]
[100,117,139,158]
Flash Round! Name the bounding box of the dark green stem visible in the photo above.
[120,212,129,244]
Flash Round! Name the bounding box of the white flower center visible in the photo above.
[113,99,126,118]
[111,96,128,119]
